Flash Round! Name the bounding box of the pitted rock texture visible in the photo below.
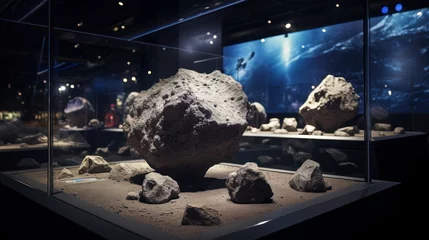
[282,118,298,131]
[289,160,330,192]
[124,92,139,117]
[260,118,280,131]
[299,75,359,132]
[0,123,19,144]
[123,69,248,178]
[140,172,180,204]
[109,162,154,185]
[64,97,95,127]
[78,156,111,174]
[247,102,266,128]
[226,162,273,203]
[181,204,221,226]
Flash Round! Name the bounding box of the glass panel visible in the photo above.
[0,8,49,191]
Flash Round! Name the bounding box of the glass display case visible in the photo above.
[1,0,427,239]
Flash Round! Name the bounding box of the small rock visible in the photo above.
[250,128,260,133]
[20,143,29,148]
[73,192,78,196]
[289,160,330,192]
[260,118,280,131]
[57,168,73,179]
[338,162,359,174]
[22,133,48,145]
[78,155,111,174]
[334,130,352,137]
[299,125,316,135]
[239,142,251,149]
[312,130,324,136]
[126,192,139,200]
[95,147,109,156]
[226,162,273,203]
[378,132,385,136]
[181,204,221,226]
[64,97,95,128]
[373,123,391,131]
[117,146,131,156]
[17,158,40,169]
[171,200,176,203]
[109,162,154,184]
[88,119,101,128]
[274,129,288,134]
[336,126,356,136]
[257,155,274,165]
[393,127,405,134]
[247,102,267,128]
[140,172,180,204]
[352,126,360,134]
[282,118,298,131]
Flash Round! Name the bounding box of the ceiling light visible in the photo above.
[131,77,136,81]
[98,56,101,59]
[285,23,291,29]
[18,92,22,96]
[121,25,125,29]
[388,90,392,96]
[213,35,217,39]
[113,27,119,32]
[118,2,124,6]
[70,85,75,89]
[132,49,136,53]
[204,6,210,9]
[74,43,79,48]
[126,70,130,73]
[260,39,265,43]
[43,80,47,84]
[395,3,403,12]
[417,12,422,16]
[127,61,131,65]
[21,101,25,105]
[163,47,166,50]
[302,45,305,48]
[381,6,388,14]
[66,83,69,87]
[336,4,340,8]
[385,84,387,88]
[179,18,184,21]
[311,85,315,89]
[267,20,271,24]
[77,84,80,88]
[207,32,211,35]
[77,22,83,27]
[148,71,152,75]
[209,40,214,44]
[322,28,327,32]
[123,78,128,83]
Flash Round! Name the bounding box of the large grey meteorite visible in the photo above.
[124,69,248,178]
[299,75,359,133]
[64,97,95,128]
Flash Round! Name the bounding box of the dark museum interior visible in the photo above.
[0,0,427,239]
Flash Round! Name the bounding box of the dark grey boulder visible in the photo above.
[289,160,331,192]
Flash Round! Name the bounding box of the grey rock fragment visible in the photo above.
[393,127,405,134]
[109,162,154,184]
[257,155,274,165]
[64,97,95,128]
[20,143,29,148]
[88,119,102,128]
[58,168,74,179]
[17,158,40,169]
[247,102,267,128]
[124,69,248,178]
[299,125,316,135]
[226,162,273,203]
[373,123,391,131]
[126,191,139,200]
[289,160,330,192]
[95,147,109,156]
[117,146,131,156]
[78,155,111,174]
[282,118,298,131]
[22,133,48,145]
[140,172,180,204]
[299,75,359,132]
[274,129,288,134]
[260,118,280,131]
[312,130,324,136]
[181,204,221,226]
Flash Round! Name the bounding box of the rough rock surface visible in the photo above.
[123,69,248,178]
[181,204,221,226]
[257,155,274,165]
[299,75,359,132]
[250,127,260,133]
[22,133,48,145]
[260,118,280,131]
[109,162,154,184]
[140,172,180,204]
[274,129,288,134]
[282,118,298,131]
[335,126,356,136]
[64,97,95,127]
[225,162,273,203]
[0,123,19,144]
[88,119,102,128]
[117,146,131,156]
[289,160,330,192]
[58,168,74,179]
[393,127,405,134]
[299,125,316,135]
[373,123,392,131]
[126,191,139,200]
[124,92,139,117]
[247,102,267,128]
[78,155,111,174]
[312,130,323,136]
[95,147,109,156]
[17,158,40,169]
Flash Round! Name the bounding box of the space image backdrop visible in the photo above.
[223,8,429,114]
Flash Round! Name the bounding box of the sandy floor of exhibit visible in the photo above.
[12,161,360,239]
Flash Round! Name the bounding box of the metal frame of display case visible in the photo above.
[0,0,405,239]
